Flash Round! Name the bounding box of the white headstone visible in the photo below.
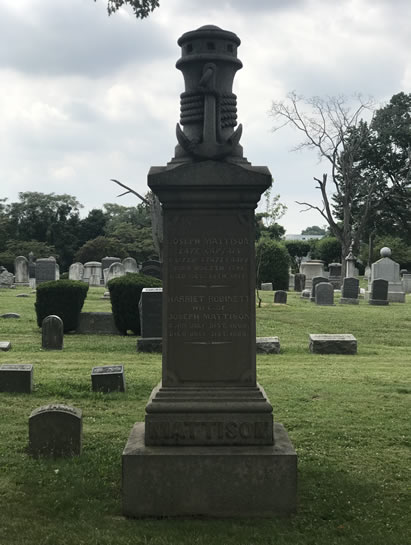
[14,256,29,283]
[69,262,84,281]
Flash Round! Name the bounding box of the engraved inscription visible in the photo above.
[148,421,270,442]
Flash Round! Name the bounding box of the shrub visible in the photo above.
[35,280,89,332]
[256,239,290,290]
[108,273,162,335]
[284,240,311,272]
[310,236,342,265]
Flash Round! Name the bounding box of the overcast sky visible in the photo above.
[2,0,410,234]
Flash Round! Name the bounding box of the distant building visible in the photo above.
[284,234,324,241]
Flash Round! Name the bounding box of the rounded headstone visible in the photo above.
[42,315,64,350]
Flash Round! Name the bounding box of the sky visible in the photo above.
[1,0,410,234]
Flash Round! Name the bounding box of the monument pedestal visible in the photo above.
[122,422,297,517]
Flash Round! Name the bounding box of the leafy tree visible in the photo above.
[0,240,57,273]
[301,225,327,236]
[256,239,290,290]
[96,0,159,18]
[79,209,107,245]
[284,240,311,272]
[310,237,342,266]
[110,222,157,263]
[74,236,128,263]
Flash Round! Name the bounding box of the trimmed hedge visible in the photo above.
[108,273,162,335]
[256,239,290,290]
[35,280,89,332]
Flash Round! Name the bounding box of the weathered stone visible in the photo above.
[299,261,324,289]
[261,282,273,291]
[0,342,12,351]
[107,262,125,284]
[28,404,82,457]
[42,315,63,350]
[0,270,14,288]
[101,291,111,300]
[137,337,162,353]
[340,277,359,304]
[91,365,125,393]
[315,282,334,306]
[309,333,357,355]
[300,289,310,299]
[76,312,119,335]
[16,293,30,297]
[122,422,297,517]
[139,288,163,338]
[83,261,102,285]
[123,257,138,274]
[310,276,328,302]
[35,258,57,284]
[0,364,33,393]
[328,262,342,289]
[369,278,389,306]
[101,256,121,272]
[274,290,287,304]
[0,313,20,319]
[28,252,36,279]
[141,260,162,280]
[402,274,411,294]
[294,273,305,292]
[256,337,280,354]
[370,248,405,303]
[14,256,29,284]
[288,274,294,290]
[69,262,84,281]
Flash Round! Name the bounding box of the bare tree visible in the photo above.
[269,92,375,270]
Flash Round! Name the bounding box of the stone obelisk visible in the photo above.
[122,25,297,517]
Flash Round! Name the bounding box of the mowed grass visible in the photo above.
[0,285,410,545]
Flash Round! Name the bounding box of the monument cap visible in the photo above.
[380,247,391,258]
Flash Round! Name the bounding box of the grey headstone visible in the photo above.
[83,262,102,284]
[76,312,119,335]
[294,273,306,292]
[274,290,287,304]
[315,282,334,306]
[0,341,12,351]
[137,338,163,353]
[35,258,57,284]
[0,364,33,393]
[28,404,82,457]
[91,365,126,393]
[101,256,121,272]
[0,270,14,288]
[16,293,30,297]
[28,252,36,279]
[69,262,84,281]
[139,288,163,338]
[310,276,328,301]
[107,262,125,284]
[300,289,311,299]
[261,282,273,291]
[0,313,20,319]
[14,256,29,283]
[328,262,342,289]
[309,334,357,355]
[340,277,359,304]
[42,315,63,350]
[141,260,162,280]
[256,337,280,354]
[369,278,389,306]
[123,257,138,274]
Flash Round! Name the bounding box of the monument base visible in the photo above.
[136,337,162,353]
[122,422,297,518]
[339,297,359,305]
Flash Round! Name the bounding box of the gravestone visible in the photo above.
[274,290,287,304]
[328,263,342,289]
[345,245,357,278]
[91,365,126,393]
[301,289,311,299]
[340,277,359,304]
[28,251,36,279]
[0,342,12,351]
[76,312,119,335]
[0,268,14,288]
[83,261,102,285]
[69,262,84,281]
[288,273,294,290]
[137,288,163,353]
[42,315,64,350]
[123,257,138,274]
[369,278,389,306]
[310,276,328,302]
[315,282,334,306]
[369,247,405,303]
[122,25,297,518]
[107,262,125,284]
[402,273,411,294]
[35,258,57,284]
[1,313,20,319]
[141,260,162,280]
[294,273,305,292]
[261,282,273,291]
[309,334,357,355]
[0,364,33,393]
[28,404,82,457]
[14,256,29,284]
[256,337,280,354]
[102,256,121,272]
[299,261,324,289]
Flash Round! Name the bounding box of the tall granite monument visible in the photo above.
[122,25,297,517]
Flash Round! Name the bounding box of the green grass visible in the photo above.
[0,285,410,545]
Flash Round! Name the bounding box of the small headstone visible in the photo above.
[261,283,273,291]
[14,256,29,284]
[0,313,20,319]
[69,262,84,281]
[136,338,163,353]
[402,274,411,294]
[274,290,287,304]
[35,258,57,285]
[369,278,389,306]
[315,282,335,306]
[141,260,162,280]
[310,276,328,302]
[101,291,111,300]
[294,273,306,292]
[400,269,408,277]
[139,288,163,338]
[309,334,357,355]
[123,257,138,274]
[301,289,310,299]
[256,337,280,354]
[107,262,125,284]
[42,315,64,350]
[340,277,359,305]
[328,263,342,289]
[76,312,119,335]
[28,404,82,457]
[288,274,294,291]
[0,364,33,393]
[0,269,14,288]
[28,252,36,279]
[16,293,30,298]
[0,342,12,352]
[91,365,126,393]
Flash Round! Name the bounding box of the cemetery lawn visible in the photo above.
[1,286,410,545]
